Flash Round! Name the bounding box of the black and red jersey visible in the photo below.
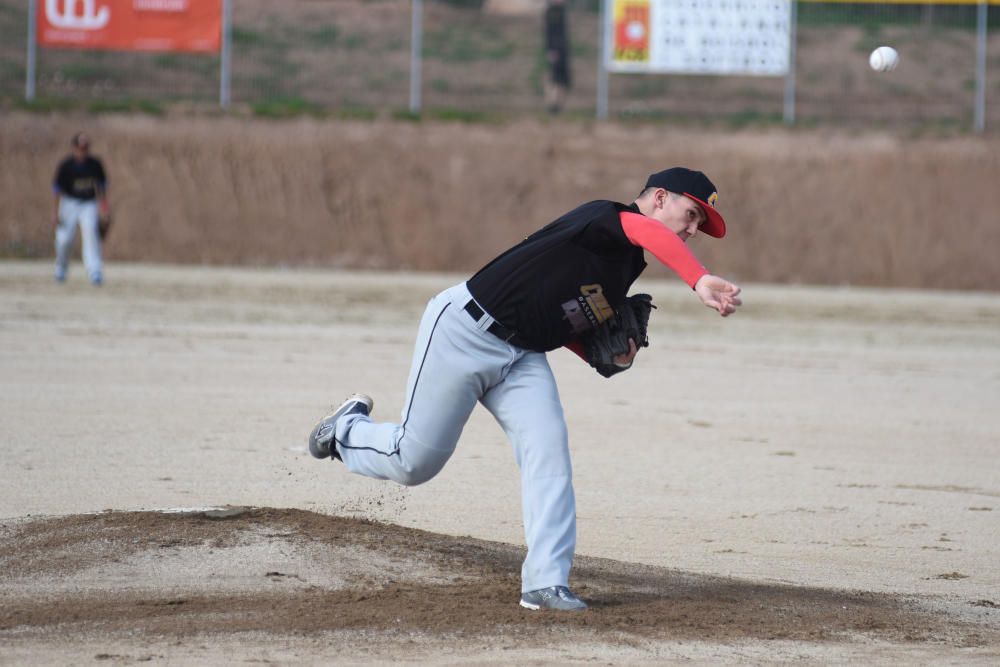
[467,200,707,353]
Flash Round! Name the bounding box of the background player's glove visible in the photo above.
[98,213,112,241]
[582,293,656,378]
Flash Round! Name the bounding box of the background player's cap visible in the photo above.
[644,167,727,238]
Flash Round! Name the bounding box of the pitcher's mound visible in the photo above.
[1,508,993,651]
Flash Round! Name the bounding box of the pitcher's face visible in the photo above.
[648,190,706,241]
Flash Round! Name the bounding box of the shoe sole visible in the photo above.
[518,599,586,611]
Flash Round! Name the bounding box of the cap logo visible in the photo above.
[707,192,718,208]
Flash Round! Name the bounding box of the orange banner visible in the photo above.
[38,0,221,53]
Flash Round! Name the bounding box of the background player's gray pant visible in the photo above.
[55,196,102,283]
[335,282,576,593]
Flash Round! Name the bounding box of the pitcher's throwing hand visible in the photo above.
[696,274,742,316]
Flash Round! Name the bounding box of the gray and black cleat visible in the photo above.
[308,393,373,460]
[519,586,588,611]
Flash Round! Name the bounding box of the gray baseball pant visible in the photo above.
[55,196,102,283]
[334,282,576,593]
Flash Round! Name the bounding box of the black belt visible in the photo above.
[464,300,520,344]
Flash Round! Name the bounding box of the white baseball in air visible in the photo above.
[869,46,899,72]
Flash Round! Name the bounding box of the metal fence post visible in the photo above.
[410,0,423,114]
[974,0,987,133]
[26,0,36,102]
[783,0,797,125]
[220,0,232,107]
[596,0,609,120]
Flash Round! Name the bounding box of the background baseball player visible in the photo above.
[543,0,572,114]
[308,167,742,611]
[52,132,111,286]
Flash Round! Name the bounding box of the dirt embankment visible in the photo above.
[3,112,999,290]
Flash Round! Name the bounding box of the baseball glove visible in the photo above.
[581,293,656,378]
[98,213,112,241]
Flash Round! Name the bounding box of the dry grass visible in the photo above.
[3,112,1000,290]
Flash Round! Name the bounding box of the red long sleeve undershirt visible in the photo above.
[618,211,708,288]
[564,211,709,360]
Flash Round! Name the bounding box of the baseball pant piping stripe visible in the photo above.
[335,441,399,456]
[339,301,452,459]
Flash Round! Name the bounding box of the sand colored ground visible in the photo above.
[1,261,998,664]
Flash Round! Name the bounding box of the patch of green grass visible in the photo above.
[232,26,289,51]
[799,6,913,29]
[252,96,325,118]
[570,41,596,59]
[364,70,406,92]
[616,106,783,130]
[344,34,369,50]
[624,76,670,98]
[854,24,884,53]
[233,27,263,45]
[902,116,968,138]
[1,60,24,81]
[334,107,377,121]
[392,109,422,122]
[0,1,24,18]
[0,0,26,41]
[303,24,339,46]
[799,4,986,31]
[541,108,593,123]
[429,78,450,93]
[0,240,43,260]
[529,52,546,95]
[154,54,183,68]
[58,63,120,83]
[722,109,783,129]
[392,107,509,126]
[734,86,779,102]
[433,0,486,9]
[87,98,163,115]
[616,108,676,123]
[15,96,78,112]
[0,27,24,51]
[260,51,302,74]
[427,108,501,123]
[424,26,515,63]
[245,73,287,97]
[153,53,219,77]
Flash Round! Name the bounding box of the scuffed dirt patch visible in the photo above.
[1,508,994,649]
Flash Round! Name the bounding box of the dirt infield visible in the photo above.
[2,508,995,664]
[1,261,998,663]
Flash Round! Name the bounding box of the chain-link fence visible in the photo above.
[1,0,997,129]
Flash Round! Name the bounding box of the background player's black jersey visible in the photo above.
[54,156,107,201]
[467,200,646,353]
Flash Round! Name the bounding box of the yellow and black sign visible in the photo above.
[612,0,650,64]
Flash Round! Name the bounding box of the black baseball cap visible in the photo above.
[644,167,726,238]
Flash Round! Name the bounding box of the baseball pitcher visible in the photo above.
[307,167,742,610]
